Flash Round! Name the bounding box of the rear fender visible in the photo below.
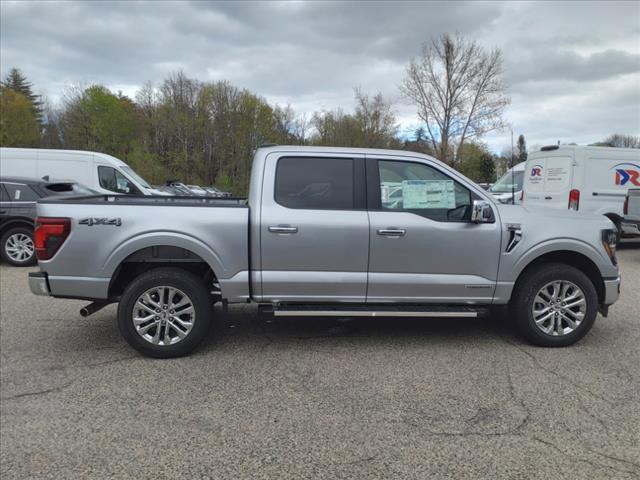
[102,232,226,280]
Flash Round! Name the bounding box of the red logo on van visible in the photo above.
[613,163,640,186]
[531,165,543,177]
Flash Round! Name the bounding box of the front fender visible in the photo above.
[507,237,616,282]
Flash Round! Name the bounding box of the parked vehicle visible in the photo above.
[489,162,525,204]
[29,146,620,357]
[187,185,208,196]
[0,148,168,196]
[165,181,194,196]
[523,145,640,241]
[1,176,94,266]
[205,186,232,198]
[622,189,640,236]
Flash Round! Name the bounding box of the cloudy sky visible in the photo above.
[1,0,639,152]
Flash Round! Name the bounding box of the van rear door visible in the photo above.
[524,156,573,209]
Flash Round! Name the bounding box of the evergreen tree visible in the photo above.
[3,68,43,123]
[517,134,527,163]
[0,86,40,147]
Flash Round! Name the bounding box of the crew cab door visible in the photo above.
[366,156,501,303]
[0,183,11,221]
[259,153,369,302]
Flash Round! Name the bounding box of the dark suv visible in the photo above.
[0,177,94,266]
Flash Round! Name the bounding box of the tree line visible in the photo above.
[1,34,637,195]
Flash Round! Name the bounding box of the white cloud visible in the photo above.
[1,0,638,153]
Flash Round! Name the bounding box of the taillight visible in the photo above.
[568,189,580,211]
[34,217,71,260]
[624,195,629,215]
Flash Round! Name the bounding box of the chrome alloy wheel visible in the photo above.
[132,286,195,346]
[532,280,587,336]
[5,233,34,263]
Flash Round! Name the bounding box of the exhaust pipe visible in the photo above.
[80,301,110,318]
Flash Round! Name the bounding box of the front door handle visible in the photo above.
[268,225,298,234]
[377,228,406,237]
[544,196,552,200]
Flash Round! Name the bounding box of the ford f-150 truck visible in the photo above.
[29,146,621,357]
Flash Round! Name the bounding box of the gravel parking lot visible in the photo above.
[1,242,639,479]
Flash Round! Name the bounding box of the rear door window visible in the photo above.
[3,184,39,201]
[0,184,9,202]
[275,157,354,210]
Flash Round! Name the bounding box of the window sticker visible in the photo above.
[402,180,456,209]
[14,189,21,200]
[381,184,390,203]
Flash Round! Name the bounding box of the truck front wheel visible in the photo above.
[511,263,598,347]
[118,267,213,358]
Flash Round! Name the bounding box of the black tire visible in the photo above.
[1,227,36,266]
[118,267,213,358]
[511,263,598,347]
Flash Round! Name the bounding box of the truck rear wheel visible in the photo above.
[118,267,213,358]
[511,263,598,347]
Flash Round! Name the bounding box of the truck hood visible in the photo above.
[491,191,521,204]
[494,203,614,232]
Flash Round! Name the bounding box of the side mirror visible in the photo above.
[471,200,494,224]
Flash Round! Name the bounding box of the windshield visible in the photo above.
[490,170,524,193]
[121,166,151,189]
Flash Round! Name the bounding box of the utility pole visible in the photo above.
[511,128,515,204]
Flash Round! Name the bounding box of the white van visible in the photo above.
[523,145,640,237]
[488,161,525,204]
[0,148,166,196]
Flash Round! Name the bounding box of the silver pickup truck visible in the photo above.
[29,146,621,357]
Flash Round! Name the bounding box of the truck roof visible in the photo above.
[256,144,438,160]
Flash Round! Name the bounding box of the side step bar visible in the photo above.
[260,305,488,318]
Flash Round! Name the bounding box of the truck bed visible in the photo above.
[35,194,250,301]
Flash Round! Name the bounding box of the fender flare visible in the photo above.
[102,231,227,279]
[0,218,35,235]
[508,237,611,283]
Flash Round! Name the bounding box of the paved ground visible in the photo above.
[1,242,639,479]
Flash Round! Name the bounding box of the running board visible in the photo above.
[260,305,488,318]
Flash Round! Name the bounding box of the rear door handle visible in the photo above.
[545,196,552,200]
[268,225,298,234]
[377,228,406,237]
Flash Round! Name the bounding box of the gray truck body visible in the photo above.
[30,146,621,309]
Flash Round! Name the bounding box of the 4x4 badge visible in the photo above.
[79,218,122,227]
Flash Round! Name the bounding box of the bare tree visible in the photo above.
[401,33,510,166]
[593,133,640,149]
[353,88,398,148]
